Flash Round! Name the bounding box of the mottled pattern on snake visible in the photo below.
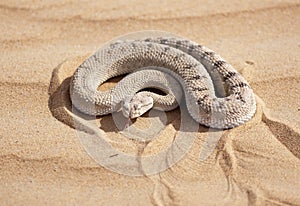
[70,37,256,129]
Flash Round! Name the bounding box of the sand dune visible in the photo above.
[1,1,300,205]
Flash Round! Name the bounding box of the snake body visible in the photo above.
[70,37,256,129]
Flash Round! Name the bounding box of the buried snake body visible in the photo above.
[70,37,256,129]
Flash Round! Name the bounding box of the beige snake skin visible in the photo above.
[70,37,256,129]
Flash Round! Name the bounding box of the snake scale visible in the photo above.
[70,37,256,129]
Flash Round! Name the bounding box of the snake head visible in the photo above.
[122,93,154,119]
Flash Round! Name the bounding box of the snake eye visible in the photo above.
[133,104,141,110]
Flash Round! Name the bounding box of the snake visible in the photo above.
[69,36,256,129]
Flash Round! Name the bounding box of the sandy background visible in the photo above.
[1,1,300,205]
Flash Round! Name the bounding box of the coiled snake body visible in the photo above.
[70,37,256,129]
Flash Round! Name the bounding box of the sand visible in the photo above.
[1,1,300,205]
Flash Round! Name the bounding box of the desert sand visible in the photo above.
[1,1,300,205]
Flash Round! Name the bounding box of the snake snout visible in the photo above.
[121,100,131,118]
